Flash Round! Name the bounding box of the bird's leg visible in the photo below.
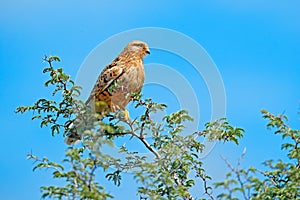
[115,107,130,122]
[123,109,130,122]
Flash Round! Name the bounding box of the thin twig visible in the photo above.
[27,153,63,172]
[69,158,79,200]
[88,159,98,191]
[199,174,214,200]
[221,148,249,200]
[122,110,161,159]
[130,129,161,159]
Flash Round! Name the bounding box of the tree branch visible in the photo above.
[198,174,214,200]
[221,148,250,200]
[130,128,161,159]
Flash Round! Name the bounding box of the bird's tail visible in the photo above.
[64,102,110,145]
[64,121,82,145]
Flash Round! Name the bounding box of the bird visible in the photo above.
[65,40,150,144]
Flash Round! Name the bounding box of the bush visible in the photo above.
[16,56,299,199]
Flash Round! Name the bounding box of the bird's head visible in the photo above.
[124,40,150,57]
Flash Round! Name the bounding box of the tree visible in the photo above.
[16,56,299,199]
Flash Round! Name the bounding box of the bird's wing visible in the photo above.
[86,64,124,105]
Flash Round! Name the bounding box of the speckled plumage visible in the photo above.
[65,40,150,144]
[87,40,150,113]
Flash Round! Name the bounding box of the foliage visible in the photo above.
[16,56,299,199]
[15,55,83,136]
[214,110,300,200]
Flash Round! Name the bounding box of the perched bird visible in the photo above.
[65,40,150,144]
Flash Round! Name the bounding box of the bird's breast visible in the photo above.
[109,62,145,110]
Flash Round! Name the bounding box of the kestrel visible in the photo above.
[65,40,150,144]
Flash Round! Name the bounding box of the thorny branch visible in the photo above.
[199,173,214,200]
[27,153,63,173]
[126,120,161,159]
[116,98,162,159]
[174,177,194,200]
[88,158,98,191]
[221,148,250,200]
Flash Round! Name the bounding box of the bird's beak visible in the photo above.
[146,48,150,54]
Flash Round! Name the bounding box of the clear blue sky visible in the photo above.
[1,1,300,199]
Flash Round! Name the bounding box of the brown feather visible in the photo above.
[65,40,150,144]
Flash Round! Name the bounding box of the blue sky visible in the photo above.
[1,1,300,199]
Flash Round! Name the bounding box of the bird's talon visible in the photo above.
[123,110,130,122]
